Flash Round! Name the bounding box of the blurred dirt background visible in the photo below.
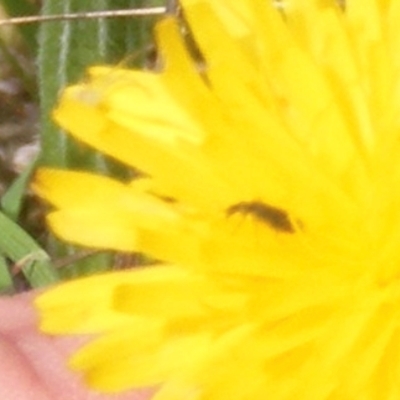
[0,3,39,197]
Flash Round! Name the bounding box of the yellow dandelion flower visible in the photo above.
[34,0,400,399]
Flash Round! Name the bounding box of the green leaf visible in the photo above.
[1,158,37,221]
[0,256,13,294]
[0,211,58,287]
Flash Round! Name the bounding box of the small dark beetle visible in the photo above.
[226,201,295,233]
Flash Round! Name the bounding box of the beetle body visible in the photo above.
[226,201,294,233]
